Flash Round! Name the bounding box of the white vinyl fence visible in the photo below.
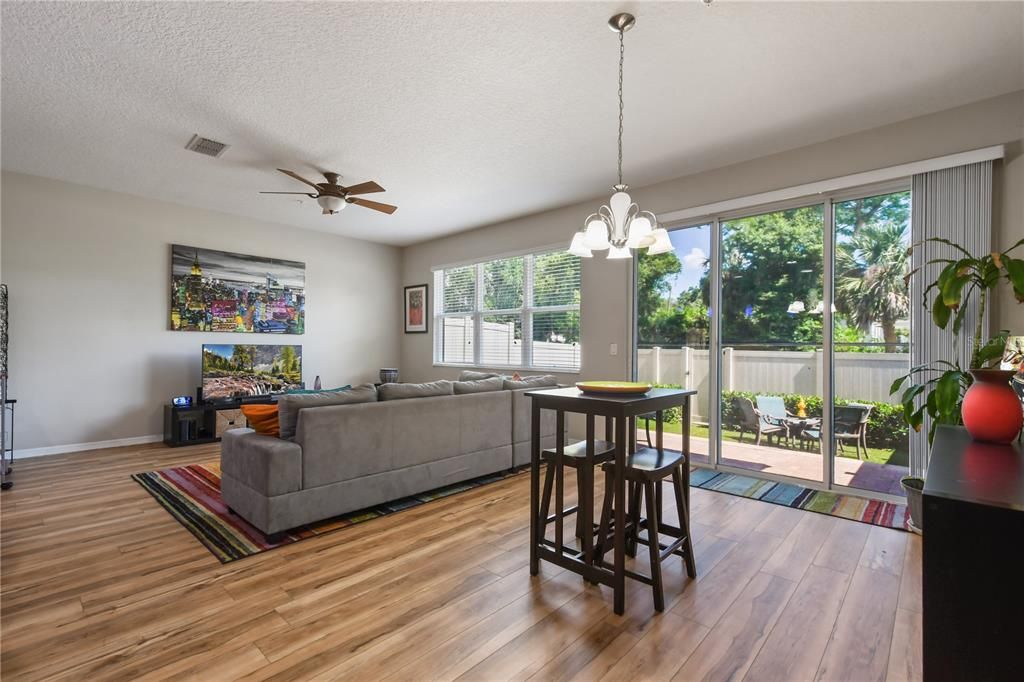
[637,347,909,423]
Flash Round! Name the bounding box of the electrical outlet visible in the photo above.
[610,343,618,356]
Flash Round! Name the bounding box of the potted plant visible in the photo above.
[891,237,1024,446]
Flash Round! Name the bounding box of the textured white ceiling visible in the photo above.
[2,1,1022,246]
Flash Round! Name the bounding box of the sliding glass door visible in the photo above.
[830,190,911,495]
[634,183,912,499]
[635,224,712,465]
[718,205,824,483]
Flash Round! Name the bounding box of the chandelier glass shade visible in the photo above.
[567,13,674,261]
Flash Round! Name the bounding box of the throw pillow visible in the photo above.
[503,374,558,390]
[378,380,454,401]
[277,383,378,440]
[453,376,504,394]
[241,404,280,438]
[458,370,502,381]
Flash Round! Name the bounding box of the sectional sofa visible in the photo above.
[220,375,562,536]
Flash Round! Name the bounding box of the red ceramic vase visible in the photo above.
[961,369,1024,444]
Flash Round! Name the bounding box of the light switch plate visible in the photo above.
[610,343,618,356]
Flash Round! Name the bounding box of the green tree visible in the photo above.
[231,345,255,372]
[835,222,910,346]
[442,266,475,313]
[834,192,910,238]
[719,206,824,344]
[277,346,298,377]
[483,257,523,311]
[636,251,683,344]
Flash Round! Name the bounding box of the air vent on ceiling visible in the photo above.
[185,134,229,158]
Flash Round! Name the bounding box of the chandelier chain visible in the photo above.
[617,29,624,187]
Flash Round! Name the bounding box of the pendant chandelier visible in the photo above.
[568,12,673,259]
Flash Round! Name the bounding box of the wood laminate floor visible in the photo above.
[0,442,922,681]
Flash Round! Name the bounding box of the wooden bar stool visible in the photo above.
[594,447,696,611]
[538,414,615,568]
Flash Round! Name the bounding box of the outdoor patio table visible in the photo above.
[786,417,821,448]
[524,386,695,615]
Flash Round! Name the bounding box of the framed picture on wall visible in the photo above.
[404,284,428,333]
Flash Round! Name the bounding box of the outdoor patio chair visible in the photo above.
[835,404,872,459]
[797,403,873,459]
[754,396,794,447]
[735,396,788,446]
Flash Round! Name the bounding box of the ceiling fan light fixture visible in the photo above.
[317,195,346,213]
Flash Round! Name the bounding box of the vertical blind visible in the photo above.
[909,160,992,475]
[434,250,581,371]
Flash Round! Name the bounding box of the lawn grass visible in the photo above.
[638,419,909,468]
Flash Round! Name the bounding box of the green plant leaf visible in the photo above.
[927,237,973,258]
[931,291,951,328]
[934,370,963,422]
[940,259,972,308]
[1003,256,1024,302]
[976,334,1008,367]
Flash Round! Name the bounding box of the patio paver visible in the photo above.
[637,429,906,497]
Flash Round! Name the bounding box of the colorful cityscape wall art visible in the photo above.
[170,245,305,334]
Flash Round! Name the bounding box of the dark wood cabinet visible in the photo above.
[163,399,274,447]
[922,426,1023,682]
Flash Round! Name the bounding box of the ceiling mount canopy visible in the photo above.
[568,12,673,260]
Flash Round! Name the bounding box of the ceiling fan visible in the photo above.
[260,169,397,215]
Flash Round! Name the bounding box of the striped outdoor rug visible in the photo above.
[132,462,514,563]
[691,469,910,531]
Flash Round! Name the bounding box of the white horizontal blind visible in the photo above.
[434,250,581,371]
[531,252,581,370]
[481,256,524,366]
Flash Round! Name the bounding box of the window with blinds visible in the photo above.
[433,250,581,371]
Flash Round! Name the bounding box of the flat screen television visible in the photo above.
[201,344,302,401]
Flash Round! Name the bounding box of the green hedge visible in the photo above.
[644,384,908,449]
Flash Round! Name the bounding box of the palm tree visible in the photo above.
[835,223,910,346]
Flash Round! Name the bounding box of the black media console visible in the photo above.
[162,397,275,447]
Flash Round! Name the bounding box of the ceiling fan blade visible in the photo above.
[350,198,397,215]
[342,180,385,195]
[259,191,315,195]
[277,168,321,190]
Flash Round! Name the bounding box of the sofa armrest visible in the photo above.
[221,428,302,496]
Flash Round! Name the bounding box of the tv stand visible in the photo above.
[163,397,276,447]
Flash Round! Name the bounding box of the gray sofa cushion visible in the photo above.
[503,374,558,390]
[458,370,503,381]
[454,376,504,394]
[379,380,454,401]
[278,383,377,440]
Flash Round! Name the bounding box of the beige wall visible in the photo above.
[402,91,1024,387]
[1,172,402,453]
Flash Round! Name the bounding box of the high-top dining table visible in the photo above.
[525,386,695,615]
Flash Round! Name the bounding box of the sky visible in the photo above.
[667,224,711,298]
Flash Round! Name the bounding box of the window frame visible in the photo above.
[433,249,581,372]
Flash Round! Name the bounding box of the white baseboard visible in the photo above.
[14,434,165,459]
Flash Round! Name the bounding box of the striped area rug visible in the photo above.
[132,462,514,563]
[691,469,910,531]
